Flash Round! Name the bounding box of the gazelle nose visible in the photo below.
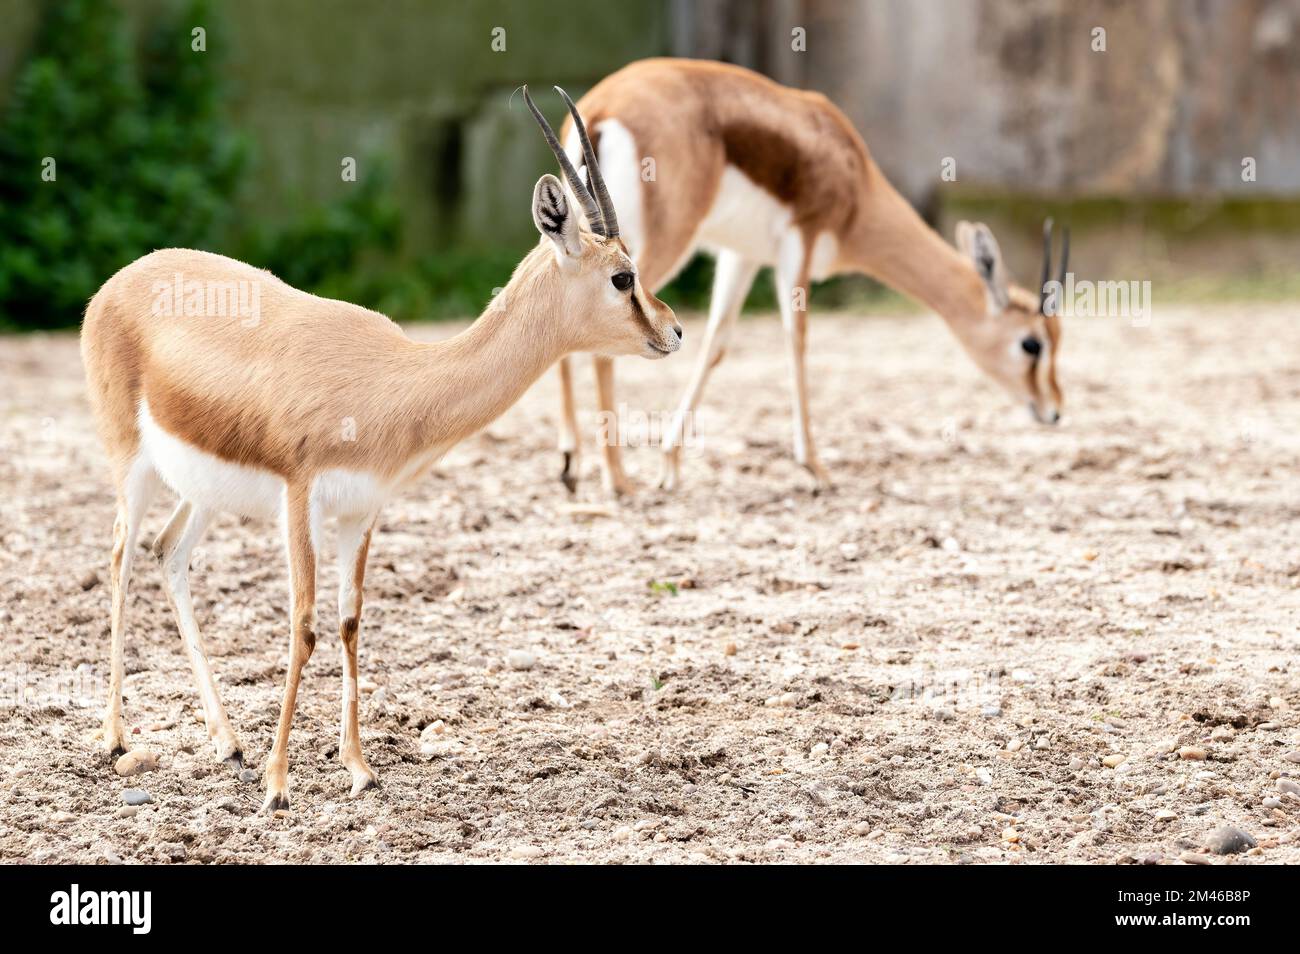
[673,324,683,342]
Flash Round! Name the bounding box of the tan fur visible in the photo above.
[82,200,679,809]
[556,58,1064,491]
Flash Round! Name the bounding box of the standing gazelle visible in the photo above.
[81,87,679,810]
[553,58,1067,494]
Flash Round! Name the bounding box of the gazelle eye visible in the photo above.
[611,272,634,291]
[1021,336,1042,357]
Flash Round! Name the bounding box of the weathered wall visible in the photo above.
[675,0,1300,205]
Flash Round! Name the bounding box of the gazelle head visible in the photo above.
[956,218,1067,424]
[524,86,682,360]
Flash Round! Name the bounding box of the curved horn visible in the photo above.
[522,85,605,236]
[1039,217,1054,315]
[1056,224,1070,291]
[555,85,619,240]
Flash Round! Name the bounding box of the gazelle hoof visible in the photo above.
[223,751,245,772]
[349,773,379,798]
[261,790,290,813]
[560,452,578,493]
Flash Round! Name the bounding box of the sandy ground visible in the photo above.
[1,303,1298,865]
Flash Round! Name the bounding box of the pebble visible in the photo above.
[1067,757,1085,772]
[723,642,737,656]
[121,788,153,806]
[981,705,1002,718]
[49,811,77,824]
[852,821,873,836]
[932,708,956,722]
[1001,826,1020,843]
[1178,747,1208,761]
[1102,754,1126,768]
[1210,726,1234,742]
[1153,808,1177,821]
[1178,850,1212,865]
[1262,797,1282,809]
[1275,778,1300,796]
[509,845,543,859]
[1284,752,1300,764]
[79,570,100,591]
[419,721,447,745]
[765,692,797,708]
[506,650,536,671]
[809,742,829,758]
[1204,825,1256,855]
[1007,738,1025,753]
[115,806,138,819]
[239,769,258,783]
[114,749,159,776]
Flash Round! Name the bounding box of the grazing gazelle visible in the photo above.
[553,58,1067,494]
[81,87,680,810]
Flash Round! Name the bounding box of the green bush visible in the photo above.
[0,0,247,330]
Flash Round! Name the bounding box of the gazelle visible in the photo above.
[553,58,1067,494]
[80,87,680,810]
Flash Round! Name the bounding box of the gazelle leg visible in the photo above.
[556,356,580,493]
[776,241,830,488]
[262,485,318,812]
[336,514,377,796]
[101,458,158,757]
[155,503,243,765]
[593,355,632,496]
[659,250,759,491]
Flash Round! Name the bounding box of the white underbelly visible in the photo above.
[697,165,792,264]
[137,401,389,521]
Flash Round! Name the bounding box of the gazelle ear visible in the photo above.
[533,174,581,260]
[958,221,1009,310]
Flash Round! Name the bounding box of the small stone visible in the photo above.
[1283,751,1300,764]
[1178,850,1212,865]
[809,742,829,758]
[114,749,159,776]
[1262,796,1282,809]
[419,721,446,745]
[1001,826,1020,843]
[239,768,258,783]
[1067,757,1085,772]
[1178,746,1208,761]
[1204,825,1256,855]
[1154,809,1177,822]
[933,708,956,723]
[1210,726,1234,742]
[765,692,797,708]
[852,821,872,836]
[121,788,153,806]
[1275,778,1300,796]
[506,650,536,671]
[1102,754,1126,768]
[49,811,77,824]
[579,818,598,830]
[115,805,138,819]
[981,705,1002,718]
[723,642,737,656]
[79,571,100,591]
[1007,738,1025,753]
[509,845,543,859]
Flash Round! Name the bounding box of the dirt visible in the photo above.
[1,303,1297,864]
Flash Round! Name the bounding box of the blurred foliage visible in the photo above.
[0,0,247,329]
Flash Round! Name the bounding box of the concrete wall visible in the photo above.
[674,0,1300,206]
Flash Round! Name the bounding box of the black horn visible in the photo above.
[1039,217,1054,315]
[554,86,619,240]
[522,85,606,237]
